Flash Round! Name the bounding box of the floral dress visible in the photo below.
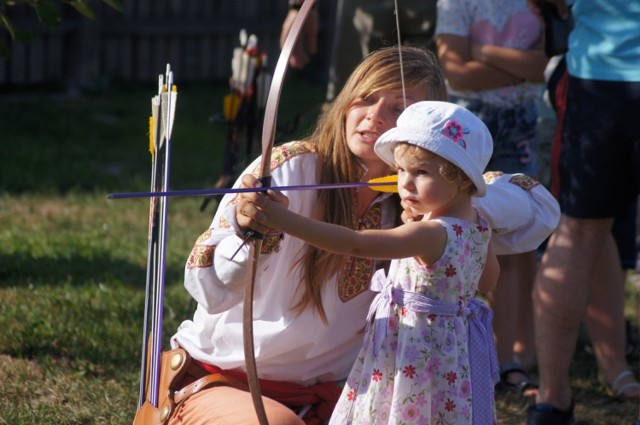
[329,215,498,425]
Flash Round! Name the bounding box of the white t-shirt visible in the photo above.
[436,0,543,106]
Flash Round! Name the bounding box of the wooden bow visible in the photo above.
[243,1,316,424]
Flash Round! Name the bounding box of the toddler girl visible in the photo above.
[258,101,499,424]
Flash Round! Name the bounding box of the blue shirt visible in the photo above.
[567,0,640,82]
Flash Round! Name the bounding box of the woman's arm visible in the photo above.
[183,226,251,313]
[183,149,312,313]
[471,42,548,83]
[182,172,275,313]
[437,34,523,91]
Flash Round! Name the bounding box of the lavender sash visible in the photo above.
[366,273,499,425]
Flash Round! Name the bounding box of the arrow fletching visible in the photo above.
[368,174,399,193]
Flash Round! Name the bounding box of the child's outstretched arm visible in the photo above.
[258,192,447,263]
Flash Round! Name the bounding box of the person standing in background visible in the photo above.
[435,0,548,397]
[281,0,437,102]
[526,0,640,424]
[546,54,640,403]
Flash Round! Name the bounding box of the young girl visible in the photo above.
[257,101,500,425]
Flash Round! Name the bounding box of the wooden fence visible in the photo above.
[0,0,334,87]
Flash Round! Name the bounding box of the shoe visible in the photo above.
[598,369,640,400]
[497,362,538,397]
[526,402,576,425]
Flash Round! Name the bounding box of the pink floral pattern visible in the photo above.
[441,120,469,149]
[329,216,494,425]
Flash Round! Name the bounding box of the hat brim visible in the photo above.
[374,130,487,197]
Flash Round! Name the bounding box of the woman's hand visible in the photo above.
[235,174,289,235]
[470,41,486,63]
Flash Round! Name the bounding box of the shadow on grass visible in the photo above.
[0,248,195,379]
[0,251,184,290]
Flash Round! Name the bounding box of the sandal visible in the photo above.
[598,369,640,400]
[497,362,539,397]
[584,319,639,361]
[526,402,576,425]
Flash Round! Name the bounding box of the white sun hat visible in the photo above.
[374,101,493,196]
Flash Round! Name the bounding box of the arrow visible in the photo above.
[108,176,399,200]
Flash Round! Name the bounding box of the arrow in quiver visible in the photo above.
[133,64,181,425]
[202,29,272,212]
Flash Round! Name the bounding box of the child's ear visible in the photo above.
[460,179,475,194]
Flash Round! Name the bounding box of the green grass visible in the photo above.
[0,77,638,424]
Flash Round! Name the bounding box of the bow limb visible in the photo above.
[243,1,316,424]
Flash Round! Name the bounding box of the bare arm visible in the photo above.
[259,195,447,263]
[279,7,319,69]
[437,34,523,92]
[477,241,500,293]
[471,42,548,83]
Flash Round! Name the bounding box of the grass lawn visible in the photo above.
[0,76,638,424]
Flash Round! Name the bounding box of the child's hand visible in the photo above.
[235,174,271,235]
[400,198,423,223]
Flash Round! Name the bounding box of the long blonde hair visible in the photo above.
[293,46,447,322]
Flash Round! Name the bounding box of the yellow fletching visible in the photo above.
[149,116,155,157]
[161,84,177,93]
[368,175,398,193]
[223,93,242,121]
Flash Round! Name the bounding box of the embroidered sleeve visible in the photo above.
[182,224,248,313]
[186,229,215,269]
[261,232,284,254]
[183,141,318,313]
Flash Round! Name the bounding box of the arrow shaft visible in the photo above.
[108,180,396,200]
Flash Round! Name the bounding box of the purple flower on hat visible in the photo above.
[442,120,468,149]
